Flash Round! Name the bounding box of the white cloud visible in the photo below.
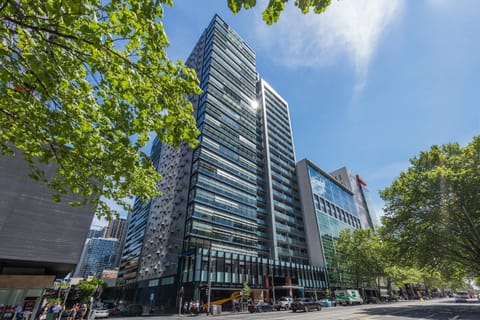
[254,0,404,92]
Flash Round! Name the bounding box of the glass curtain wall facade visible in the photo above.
[118,135,163,284]
[118,197,151,284]
[178,15,326,302]
[297,159,360,289]
[77,238,119,278]
[330,167,378,230]
[116,15,328,309]
[184,15,260,257]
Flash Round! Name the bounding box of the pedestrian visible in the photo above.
[66,304,77,320]
[52,303,62,320]
[75,305,87,320]
[13,305,22,320]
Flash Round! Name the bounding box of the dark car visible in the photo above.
[107,308,123,317]
[248,302,275,313]
[365,296,380,304]
[290,298,322,312]
[121,305,142,316]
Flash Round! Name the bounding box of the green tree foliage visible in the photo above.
[228,0,332,25]
[336,228,384,289]
[77,276,104,304]
[241,281,251,297]
[380,136,480,276]
[0,0,200,219]
[0,0,332,219]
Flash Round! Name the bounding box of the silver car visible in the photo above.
[94,308,109,318]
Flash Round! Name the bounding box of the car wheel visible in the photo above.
[292,309,296,312]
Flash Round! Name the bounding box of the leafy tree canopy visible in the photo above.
[380,136,480,277]
[336,228,383,288]
[77,276,104,303]
[0,0,200,219]
[0,0,333,219]
[228,0,332,25]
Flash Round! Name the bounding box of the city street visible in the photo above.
[117,299,480,320]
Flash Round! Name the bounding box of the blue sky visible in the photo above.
[93,0,480,227]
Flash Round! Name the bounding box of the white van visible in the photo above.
[335,289,364,305]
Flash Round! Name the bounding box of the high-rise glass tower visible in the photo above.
[75,237,119,278]
[118,15,326,308]
[296,159,361,289]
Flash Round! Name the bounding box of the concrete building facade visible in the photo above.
[0,151,94,315]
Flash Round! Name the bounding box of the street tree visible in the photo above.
[242,281,251,298]
[76,276,104,304]
[380,136,480,276]
[336,228,384,290]
[0,0,333,219]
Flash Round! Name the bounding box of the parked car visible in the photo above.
[107,308,123,317]
[248,302,275,313]
[121,305,143,316]
[364,296,380,304]
[94,308,110,318]
[275,297,293,310]
[318,298,336,307]
[380,294,400,302]
[290,298,322,312]
[455,291,470,303]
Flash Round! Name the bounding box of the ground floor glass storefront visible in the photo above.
[0,275,54,320]
[111,248,328,314]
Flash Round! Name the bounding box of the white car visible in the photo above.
[275,297,293,310]
[94,308,109,318]
[454,291,470,303]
